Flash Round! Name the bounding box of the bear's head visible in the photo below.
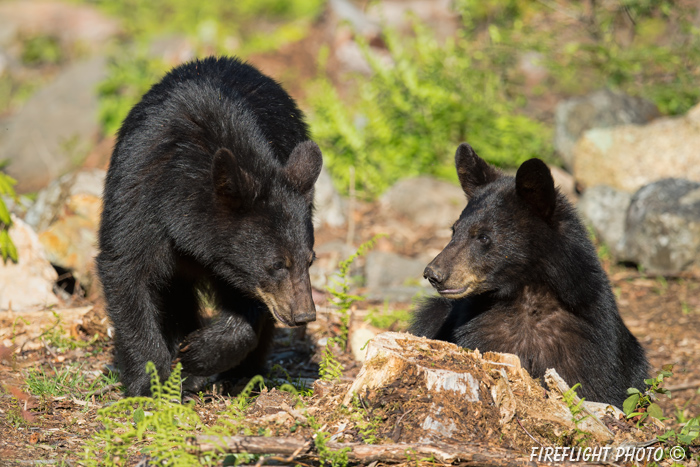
[209,140,323,326]
[423,143,559,299]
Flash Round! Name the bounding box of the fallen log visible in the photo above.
[192,434,540,466]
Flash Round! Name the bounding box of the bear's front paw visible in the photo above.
[175,320,259,376]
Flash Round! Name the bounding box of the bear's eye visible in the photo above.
[477,233,491,245]
[272,260,286,271]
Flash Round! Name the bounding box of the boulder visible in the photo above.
[573,103,700,193]
[577,185,632,256]
[555,89,660,169]
[2,57,107,193]
[0,215,59,311]
[364,250,433,302]
[25,169,105,292]
[380,176,464,229]
[620,178,700,274]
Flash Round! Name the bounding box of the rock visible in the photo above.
[349,324,382,362]
[577,185,632,256]
[555,89,660,169]
[0,215,59,311]
[573,103,700,193]
[309,240,358,291]
[620,178,700,274]
[364,250,433,301]
[25,169,105,292]
[313,168,347,228]
[550,165,577,202]
[344,332,615,442]
[380,176,464,229]
[0,1,120,49]
[2,57,107,193]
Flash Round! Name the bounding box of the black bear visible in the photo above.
[97,56,323,397]
[410,143,648,407]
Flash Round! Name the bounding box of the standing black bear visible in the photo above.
[97,57,323,397]
[410,143,648,407]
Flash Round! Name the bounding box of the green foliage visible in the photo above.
[21,35,64,66]
[327,235,384,347]
[350,395,383,444]
[97,51,169,135]
[307,414,351,467]
[309,22,552,198]
[532,1,700,115]
[83,362,217,466]
[319,338,345,383]
[0,170,18,264]
[366,305,411,331]
[561,383,593,447]
[624,364,673,426]
[39,310,103,352]
[25,363,117,402]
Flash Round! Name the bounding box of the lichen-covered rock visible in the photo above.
[573,103,700,193]
[620,178,700,274]
[555,89,659,169]
[0,215,58,311]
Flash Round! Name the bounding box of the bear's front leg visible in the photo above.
[175,310,262,376]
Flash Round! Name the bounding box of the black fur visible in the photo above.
[412,143,648,407]
[97,56,323,397]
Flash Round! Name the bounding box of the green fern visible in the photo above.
[0,170,18,264]
[327,235,384,349]
[318,338,345,383]
[83,362,218,466]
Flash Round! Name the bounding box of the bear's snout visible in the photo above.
[424,265,445,288]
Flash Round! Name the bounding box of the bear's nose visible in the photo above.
[424,265,445,288]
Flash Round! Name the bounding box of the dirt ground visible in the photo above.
[0,201,699,466]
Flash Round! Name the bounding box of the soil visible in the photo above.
[1,201,699,466]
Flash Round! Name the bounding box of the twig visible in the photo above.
[666,380,700,392]
[515,415,543,447]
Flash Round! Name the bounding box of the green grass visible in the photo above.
[25,363,119,401]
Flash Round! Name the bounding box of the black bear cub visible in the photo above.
[97,56,323,397]
[410,143,648,407]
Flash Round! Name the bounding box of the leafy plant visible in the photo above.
[0,170,18,263]
[309,22,552,198]
[327,235,384,348]
[562,383,593,447]
[318,339,345,383]
[25,363,116,402]
[350,395,383,444]
[307,413,351,467]
[623,364,673,425]
[83,362,217,466]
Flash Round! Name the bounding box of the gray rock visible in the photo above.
[573,103,700,193]
[555,89,660,169]
[2,57,107,193]
[380,176,465,229]
[0,215,59,311]
[620,179,700,274]
[364,250,432,301]
[313,168,346,228]
[577,185,631,256]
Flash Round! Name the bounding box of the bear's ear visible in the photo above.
[455,143,500,198]
[515,158,556,220]
[283,140,323,199]
[211,147,258,209]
